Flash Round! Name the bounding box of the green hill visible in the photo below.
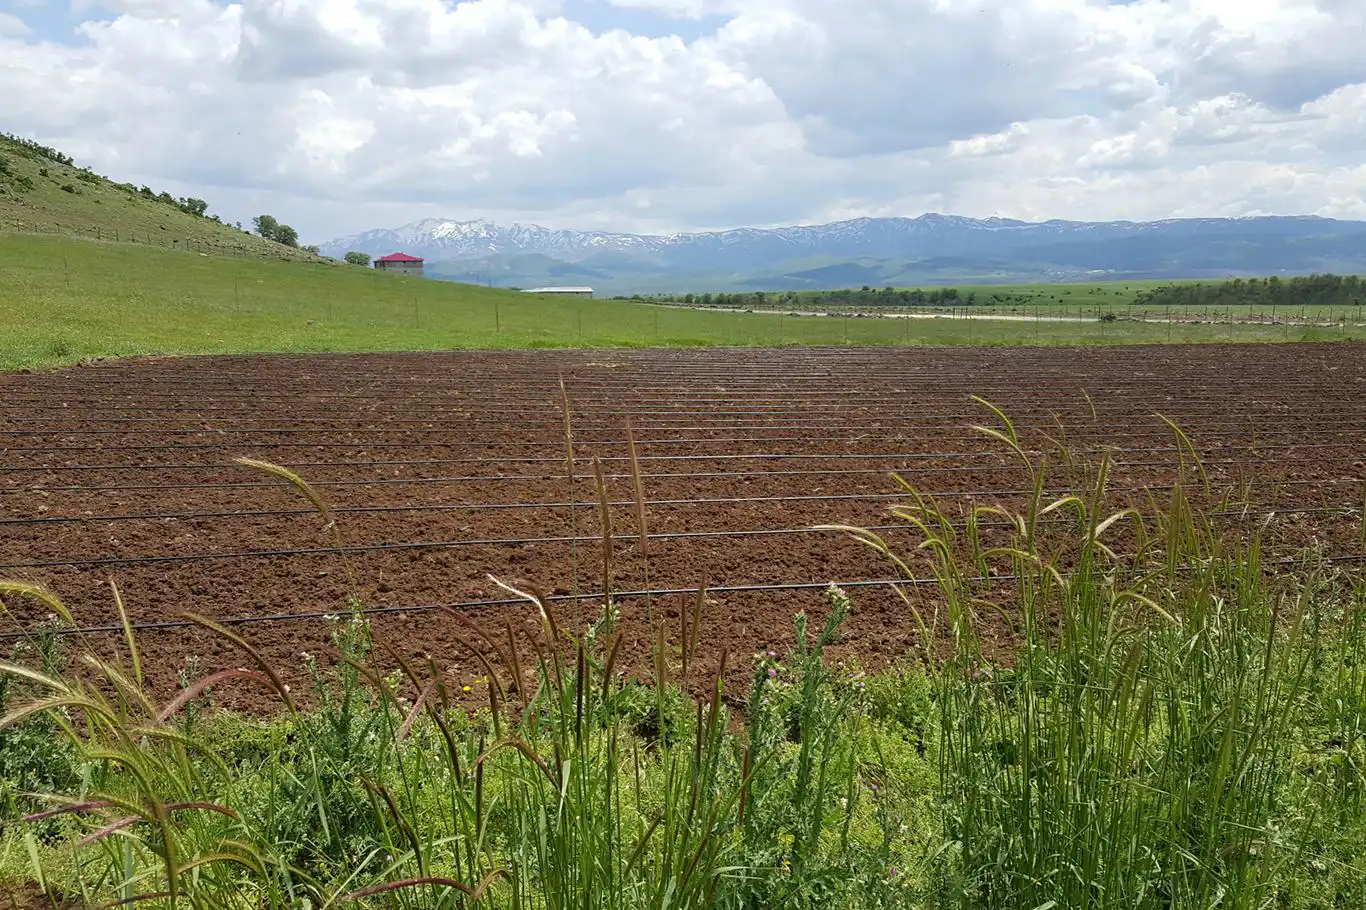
[0,133,306,260]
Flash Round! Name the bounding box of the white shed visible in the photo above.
[522,286,595,299]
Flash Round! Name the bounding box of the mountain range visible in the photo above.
[319,213,1366,294]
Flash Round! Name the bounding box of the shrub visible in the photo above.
[0,133,74,165]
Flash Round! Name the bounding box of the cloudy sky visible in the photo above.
[3,0,1364,242]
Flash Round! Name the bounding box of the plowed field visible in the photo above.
[2,345,1363,705]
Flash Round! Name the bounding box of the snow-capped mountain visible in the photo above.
[320,213,1366,293]
[323,217,663,261]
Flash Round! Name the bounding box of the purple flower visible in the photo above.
[767,668,778,678]
[767,650,778,658]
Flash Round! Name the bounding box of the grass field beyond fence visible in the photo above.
[2,412,1362,909]
[2,234,1350,371]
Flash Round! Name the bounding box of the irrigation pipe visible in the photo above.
[0,503,1354,572]
[4,410,1362,437]
[1,480,1351,529]
[0,453,1334,496]
[4,554,1363,642]
[1,424,1359,466]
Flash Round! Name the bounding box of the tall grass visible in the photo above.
[1,409,1363,908]
[831,400,1366,909]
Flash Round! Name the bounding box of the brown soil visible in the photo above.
[1,344,1363,708]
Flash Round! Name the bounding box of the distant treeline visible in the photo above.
[656,286,1016,308]
[1136,274,1366,308]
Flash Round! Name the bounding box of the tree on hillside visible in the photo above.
[179,197,209,217]
[344,251,371,267]
[273,224,300,248]
[252,214,300,248]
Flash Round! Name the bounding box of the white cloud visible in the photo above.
[0,13,32,37]
[0,0,1362,240]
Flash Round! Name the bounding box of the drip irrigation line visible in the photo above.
[0,523,912,570]
[0,391,1353,422]
[4,553,1363,641]
[0,453,1316,495]
[0,438,1354,476]
[4,410,1362,438]
[3,356,1349,393]
[0,397,1242,418]
[6,364,1340,390]
[0,479,1351,528]
[1,504,1354,571]
[2,429,1358,458]
[2,432,1358,486]
[2,365,1346,395]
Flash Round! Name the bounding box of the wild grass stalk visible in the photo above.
[559,374,582,605]
[626,416,653,627]
[833,400,1365,909]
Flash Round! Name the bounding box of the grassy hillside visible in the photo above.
[0,133,308,260]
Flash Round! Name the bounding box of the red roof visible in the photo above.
[376,252,424,263]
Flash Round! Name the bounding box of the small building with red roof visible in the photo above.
[374,252,425,278]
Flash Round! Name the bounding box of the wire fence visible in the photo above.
[648,298,1366,330]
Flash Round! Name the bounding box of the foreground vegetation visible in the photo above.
[2,412,1363,908]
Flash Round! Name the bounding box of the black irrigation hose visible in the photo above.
[3,430,1356,459]
[4,355,1350,388]
[4,411,1363,437]
[7,363,1344,389]
[1,479,1353,529]
[0,394,1351,422]
[5,554,1364,642]
[2,392,1357,423]
[0,438,1356,476]
[1,410,1355,451]
[0,454,1316,496]
[0,523,911,570]
[2,504,1354,572]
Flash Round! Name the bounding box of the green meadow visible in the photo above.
[3,234,1345,371]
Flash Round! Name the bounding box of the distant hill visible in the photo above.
[0,133,314,261]
[323,214,1366,294]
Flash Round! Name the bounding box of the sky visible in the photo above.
[2,0,1365,243]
